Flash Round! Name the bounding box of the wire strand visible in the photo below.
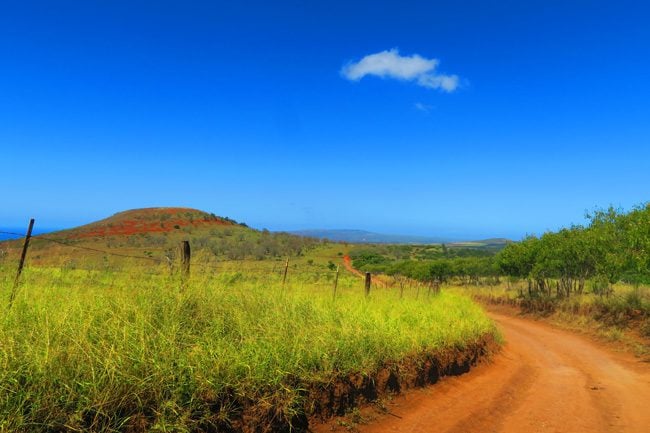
[35,235,165,263]
[0,230,27,238]
[2,232,343,276]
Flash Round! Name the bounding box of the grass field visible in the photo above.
[0,260,498,432]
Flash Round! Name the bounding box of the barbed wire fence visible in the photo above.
[1,219,413,308]
[0,231,337,271]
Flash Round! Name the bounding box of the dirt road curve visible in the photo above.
[342,255,388,287]
[342,255,363,278]
[314,312,650,433]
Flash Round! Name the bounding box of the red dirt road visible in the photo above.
[341,255,389,288]
[314,312,650,433]
[342,255,363,277]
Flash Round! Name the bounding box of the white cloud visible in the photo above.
[414,102,432,112]
[341,48,459,92]
[417,74,459,92]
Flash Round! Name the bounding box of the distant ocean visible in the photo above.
[0,228,59,241]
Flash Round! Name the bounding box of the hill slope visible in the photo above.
[0,208,320,266]
[55,207,241,239]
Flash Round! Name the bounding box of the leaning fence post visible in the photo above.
[333,265,340,300]
[180,240,190,288]
[364,272,371,296]
[282,257,290,286]
[9,218,35,308]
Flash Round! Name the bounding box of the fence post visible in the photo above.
[365,272,371,296]
[180,241,191,287]
[282,257,289,286]
[9,218,35,308]
[333,265,339,300]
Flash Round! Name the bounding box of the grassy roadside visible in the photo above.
[460,284,650,359]
[0,264,499,432]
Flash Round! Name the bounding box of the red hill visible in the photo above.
[64,207,238,239]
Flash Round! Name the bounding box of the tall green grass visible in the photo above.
[0,264,497,432]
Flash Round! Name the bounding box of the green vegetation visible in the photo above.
[350,244,500,286]
[7,202,647,430]
[488,204,650,335]
[351,204,650,298]
[0,258,497,432]
[2,208,325,268]
[496,204,650,295]
[350,205,650,343]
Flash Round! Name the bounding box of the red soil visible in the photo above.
[341,255,391,289]
[343,255,363,277]
[313,309,650,433]
[67,207,235,238]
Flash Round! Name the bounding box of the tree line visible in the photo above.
[498,204,650,297]
[351,248,499,286]
[352,204,650,296]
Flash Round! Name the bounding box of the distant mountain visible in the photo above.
[287,229,449,244]
[288,230,512,248]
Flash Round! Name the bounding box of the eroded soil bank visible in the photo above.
[158,334,499,433]
[313,311,650,433]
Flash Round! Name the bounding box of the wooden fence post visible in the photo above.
[9,218,35,308]
[365,272,371,296]
[333,265,339,300]
[180,241,190,287]
[282,257,289,286]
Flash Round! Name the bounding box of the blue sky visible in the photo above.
[2,1,649,240]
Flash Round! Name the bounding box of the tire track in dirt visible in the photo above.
[313,311,650,433]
